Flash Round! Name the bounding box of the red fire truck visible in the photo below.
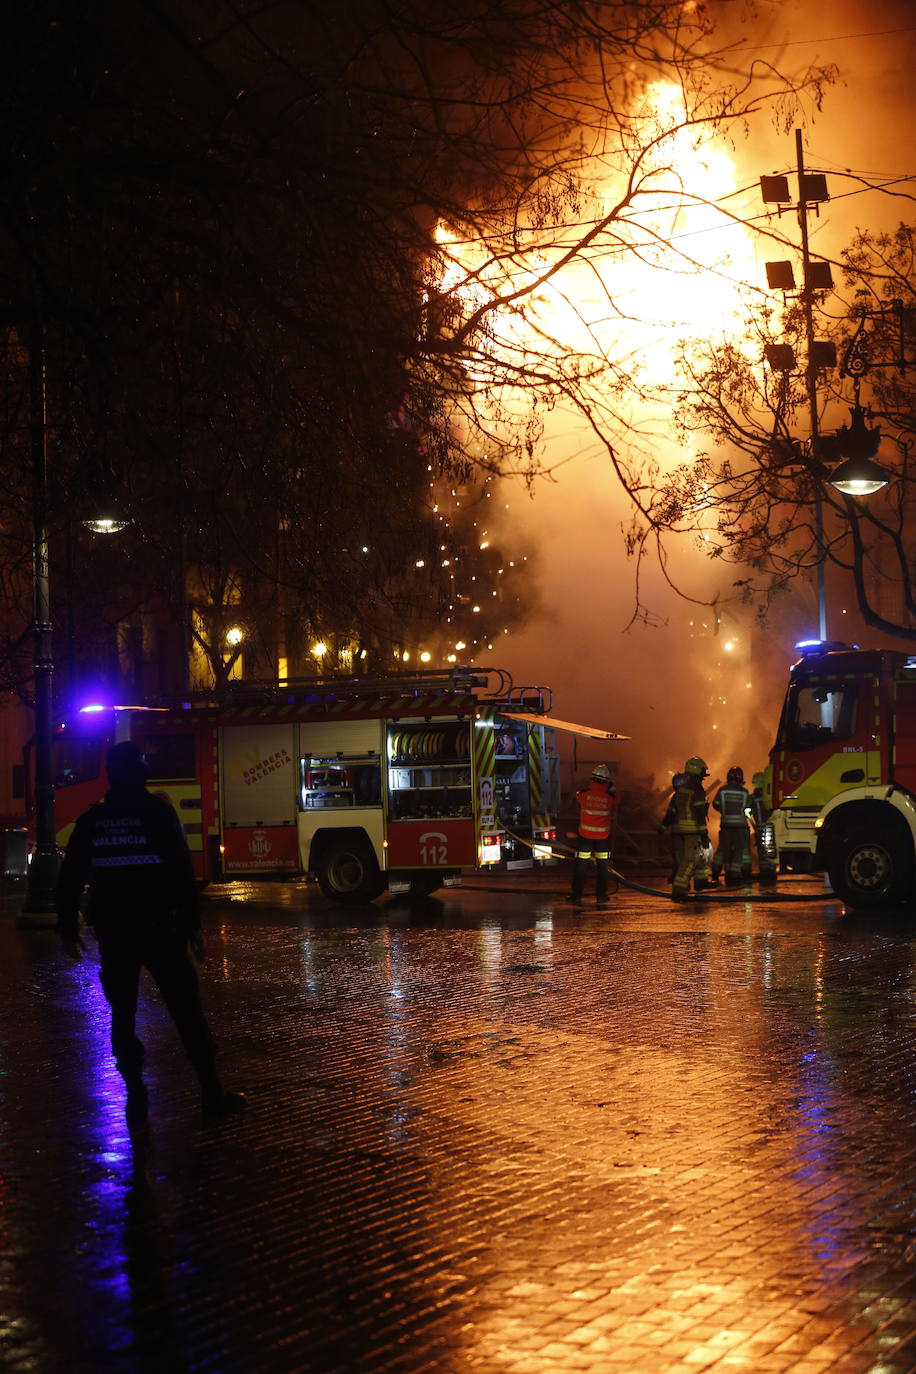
[45,668,623,903]
[765,641,916,908]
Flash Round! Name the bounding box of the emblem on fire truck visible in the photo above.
[249,829,272,860]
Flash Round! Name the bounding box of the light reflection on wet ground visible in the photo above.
[1,871,916,1371]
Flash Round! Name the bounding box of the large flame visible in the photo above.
[433,82,770,768]
[435,82,758,402]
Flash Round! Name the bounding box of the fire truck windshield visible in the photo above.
[778,681,859,752]
[52,733,104,787]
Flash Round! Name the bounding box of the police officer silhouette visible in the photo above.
[56,741,244,1132]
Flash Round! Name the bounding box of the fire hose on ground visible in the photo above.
[498,825,840,904]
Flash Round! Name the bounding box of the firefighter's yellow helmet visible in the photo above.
[752,771,765,789]
[591,763,611,782]
[684,756,708,777]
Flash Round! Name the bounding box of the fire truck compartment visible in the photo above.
[220,724,297,826]
[386,721,472,822]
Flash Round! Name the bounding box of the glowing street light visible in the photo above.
[81,497,130,536]
[828,455,889,497]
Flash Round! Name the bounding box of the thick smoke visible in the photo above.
[497,0,916,794]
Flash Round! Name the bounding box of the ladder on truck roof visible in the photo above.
[172,667,554,716]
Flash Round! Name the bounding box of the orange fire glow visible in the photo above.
[435,82,760,407]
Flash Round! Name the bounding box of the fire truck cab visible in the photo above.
[765,641,916,908]
[46,669,623,904]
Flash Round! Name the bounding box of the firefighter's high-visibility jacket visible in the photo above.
[672,779,707,833]
[712,785,751,827]
[575,781,616,840]
[55,784,200,942]
[748,789,768,832]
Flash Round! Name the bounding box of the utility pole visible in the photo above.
[761,133,834,641]
[795,129,827,642]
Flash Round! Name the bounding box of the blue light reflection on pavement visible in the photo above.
[795,1044,846,1263]
[56,950,189,1371]
[67,956,144,1347]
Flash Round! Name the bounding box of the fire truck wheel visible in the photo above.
[316,839,385,904]
[828,824,913,908]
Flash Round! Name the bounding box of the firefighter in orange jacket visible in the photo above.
[568,764,617,905]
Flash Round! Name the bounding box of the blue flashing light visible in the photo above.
[79,703,109,714]
[794,640,855,657]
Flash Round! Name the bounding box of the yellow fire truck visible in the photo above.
[764,640,916,908]
[49,668,623,903]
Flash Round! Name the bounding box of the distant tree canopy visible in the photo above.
[0,0,832,697]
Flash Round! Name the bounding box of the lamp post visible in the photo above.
[762,133,837,641]
[794,130,830,643]
[17,326,129,926]
[18,319,58,923]
[761,138,900,643]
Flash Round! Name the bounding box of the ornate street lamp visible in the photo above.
[824,403,889,496]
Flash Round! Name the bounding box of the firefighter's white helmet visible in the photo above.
[592,764,611,782]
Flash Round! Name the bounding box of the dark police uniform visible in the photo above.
[56,743,241,1127]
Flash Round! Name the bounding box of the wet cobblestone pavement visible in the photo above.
[3,869,916,1372]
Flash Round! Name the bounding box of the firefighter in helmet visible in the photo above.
[749,770,777,881]
[660,771,687,880]
[710,765,752,886]
[671,757,711,901]
[568,763,617,905]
